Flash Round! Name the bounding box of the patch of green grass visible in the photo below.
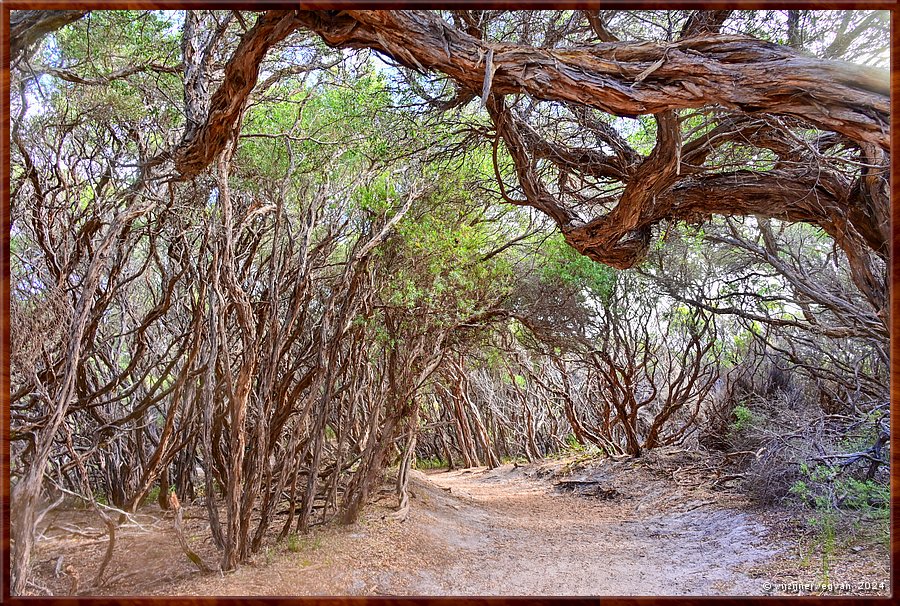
[808,511,837,585]
[287,533,301,553]
[415,455,447,470]
[142,484,177,506]
[798,540,812,569]
[549,443,604,468]
[565,433,584,451]
[499,455,528,465]
[285,533,323,554]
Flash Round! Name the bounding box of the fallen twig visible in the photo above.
[26,579,54,596]
[169,492,214,573]
[47,522,105,539]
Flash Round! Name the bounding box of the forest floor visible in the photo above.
[28,448,890,597]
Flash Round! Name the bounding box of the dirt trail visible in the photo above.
[164,459,778,596]
[383,465,777,596]
[32,455,786,597]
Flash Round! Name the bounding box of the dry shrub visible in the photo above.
[698,351,844,504]
[10,283,71,385]
[742,416,826,505]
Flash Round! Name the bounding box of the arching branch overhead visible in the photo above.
[288,9,888,297]
[10,8,889,277]
[293,10,888,149]
[7,10,890,595]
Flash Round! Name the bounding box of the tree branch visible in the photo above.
[295,10,888,148]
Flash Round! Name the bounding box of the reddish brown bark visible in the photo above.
[295,11,888,149]
[173,11,298,179]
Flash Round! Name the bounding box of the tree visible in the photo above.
[587,272,719,456]
[292,10,889,316]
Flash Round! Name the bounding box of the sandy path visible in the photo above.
[382,466,777,596]
[44,460,780,596]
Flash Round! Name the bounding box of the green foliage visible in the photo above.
[790,460,889,583]
[481,346,507,371]
[93,490,109,507]
[837,418,882,456]
[837,477,889,514]
[565,433,584,451]
[144,485,161,506]
[627,114,658,155]
[730,404,755,434]
[54,11,180,67]
[538,233,616,302]
[789,479,809,500]
[353,171,399,215]
[380,169,520,327]
[48,12,183,131]
[415,456,447,470]
[808,510,837,584]
[143,484,177,506]
[500,455,529,465]
[238,73,394,183]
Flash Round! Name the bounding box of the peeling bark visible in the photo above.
[174,11,298,179]
[288,9,887,314]
[295,10,888,149]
